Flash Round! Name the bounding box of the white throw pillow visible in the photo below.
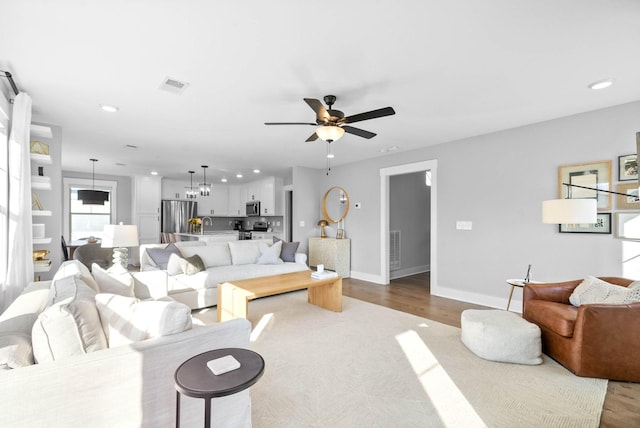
[52,259,100,294]
[95,294,192,348]
[91,263,135,297]
[180,243,231,268]
[166,253,184,276]
[569,276,640,306]
[0,334,33,369]
[228,240,263,265]
[628,280,640,290]
[258,240,283,265]
[32,276,108,363]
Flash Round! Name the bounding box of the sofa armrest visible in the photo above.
[295,252,308,265]
[131,270,169,299]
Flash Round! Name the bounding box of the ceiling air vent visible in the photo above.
[159,77,190,95]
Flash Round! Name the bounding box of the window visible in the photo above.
[63,178,117,241]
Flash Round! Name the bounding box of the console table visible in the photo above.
[308,237,351,278]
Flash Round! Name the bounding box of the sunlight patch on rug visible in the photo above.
[397,329,485,427]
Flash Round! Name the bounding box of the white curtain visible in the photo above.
[1,93,33,312]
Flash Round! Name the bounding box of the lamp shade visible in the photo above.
[78,189,109,205]
[542,199,597,224]
[101,224,139,248]
[316,125,345,142]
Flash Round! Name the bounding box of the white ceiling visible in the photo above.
[2,1,640,182]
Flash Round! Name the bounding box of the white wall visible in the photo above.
[309,101,640,309]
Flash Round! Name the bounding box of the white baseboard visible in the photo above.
[390,264,430,280]
[350,271,386,284]
[431,284,521,313]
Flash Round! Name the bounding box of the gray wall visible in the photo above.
[390,171,430,278]
[61,171,132,225]
[294,100,640,309]
[291,166,324,254]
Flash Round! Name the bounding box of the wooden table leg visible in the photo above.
[506,285,515,311]
[176,391,181,428]
[218,283,250,322]
[308,277,342,312]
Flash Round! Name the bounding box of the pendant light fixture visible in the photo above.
[185,170,197,199]
[199,165,211,196]
[78,159,109,205]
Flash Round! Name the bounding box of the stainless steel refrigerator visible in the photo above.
[161,200,197,234]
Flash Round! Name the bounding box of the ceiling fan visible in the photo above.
[265,95,395,142]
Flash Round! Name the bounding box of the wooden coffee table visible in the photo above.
[217,270,342,322]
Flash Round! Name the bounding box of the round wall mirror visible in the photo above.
[322,186,350,223]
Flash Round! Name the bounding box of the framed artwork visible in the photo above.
[615,212,640,239]
[559,213,611,234]
[558,160,612,210]
[618,154,638,181]
[616,182,640,209]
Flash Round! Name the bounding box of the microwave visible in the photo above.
[246,201,260,216]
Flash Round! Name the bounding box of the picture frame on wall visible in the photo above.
[558,160,612,211]
[615,212,640,239]
[559,213,611,234]
[615,182,640,210]
[618,154,638,181]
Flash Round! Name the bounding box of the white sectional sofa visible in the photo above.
[0,260,252,428]
[139,239,309,309]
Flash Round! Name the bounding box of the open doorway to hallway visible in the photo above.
[389,171,431,281]
[380,159,437,289]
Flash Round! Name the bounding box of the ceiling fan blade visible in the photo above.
[342,125,377,139]
[264,122,316,126]
[305,132,319,142]
[304,98,329,122]
[341,106,396,124]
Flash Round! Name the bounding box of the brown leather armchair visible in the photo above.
[523,277,640,382]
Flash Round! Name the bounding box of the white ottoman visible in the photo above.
[461,309,543,365]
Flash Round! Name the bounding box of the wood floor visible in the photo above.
[342,272,640,428]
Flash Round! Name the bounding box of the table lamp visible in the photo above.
[317,219,329,238]
[102,224,139,269]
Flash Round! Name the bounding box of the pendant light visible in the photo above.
[185,170,197,199]
[199,165,211,196]
[78,159,109,205]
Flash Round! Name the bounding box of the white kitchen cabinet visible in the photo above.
[228,184,246,217]
[161,178,190,200]
[246,181,260,202]
[259,176,283,216]
[133,175,161,245]
[198,185,228,216]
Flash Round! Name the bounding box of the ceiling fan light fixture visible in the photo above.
[316,125,345,143]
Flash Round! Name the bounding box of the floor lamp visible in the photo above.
[102,224,139,269]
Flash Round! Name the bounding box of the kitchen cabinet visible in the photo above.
[309,238,351,278]
[244,176,283,216]
[161,178,190,200]
[198,185,228,216]
[133,175,161,245]
[228,184,246,217]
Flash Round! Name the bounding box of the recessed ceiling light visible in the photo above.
[236,173,243,178]
[588,79,614,90]
[253,169,260,174]
[221,178,228,183]
[150,171,158,176]
[100,104,119,113]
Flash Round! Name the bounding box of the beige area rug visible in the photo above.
[195,291,607,428]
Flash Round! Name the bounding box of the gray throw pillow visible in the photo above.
[146,244,181,270]
[179,254,205,275]
[273,237,299,263]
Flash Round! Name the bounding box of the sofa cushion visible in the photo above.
[180,243,231,268]
[95,293,192,347]
[166,253,184,276]
[146,243,182,270]
[91,263,135,297]
[0,334,33,369]
[569,276,640,306]
[525,299,578,338]
[32,276,108,363]
[228,240,263,265]
[273,237,300,263]
[180,255,206,275]
[258,240,283,265]
[52,259,100,294]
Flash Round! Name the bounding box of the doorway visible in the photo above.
[380,160,437,289]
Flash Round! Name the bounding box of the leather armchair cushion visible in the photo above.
[524,300,577,338]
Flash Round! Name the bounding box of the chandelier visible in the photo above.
[185,170,197,199]
[199,165,211,196]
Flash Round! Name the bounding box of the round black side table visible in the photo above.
[174,348,265,428]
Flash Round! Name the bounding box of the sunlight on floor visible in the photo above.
[396,329,486,427]
[250,313,273,342]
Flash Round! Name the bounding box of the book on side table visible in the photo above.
[311,270,338,279]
